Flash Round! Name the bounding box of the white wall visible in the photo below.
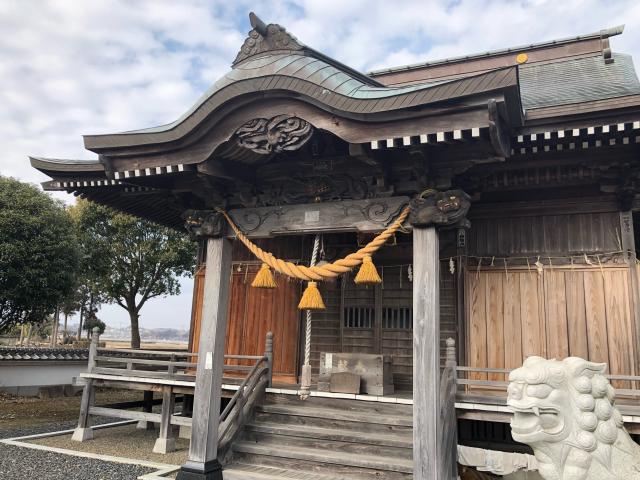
[0,362,86,395]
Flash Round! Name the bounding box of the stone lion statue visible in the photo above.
[507,356,640,480]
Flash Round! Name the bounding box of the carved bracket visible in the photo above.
[182,210,225,239]
[409,189,471,229]
[235,115,314,154]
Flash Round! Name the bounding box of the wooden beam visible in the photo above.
[177,237,232,480]
[89,406,160,423]
[226,197,411,238]
[413,227,448,479]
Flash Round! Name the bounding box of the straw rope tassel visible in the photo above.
[251,263,277,288]
[216,205,411,282]
[298,281,325,310]
[299,234,324,310]
[354,254,382,284]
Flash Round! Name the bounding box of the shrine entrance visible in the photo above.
[341,266,413,389]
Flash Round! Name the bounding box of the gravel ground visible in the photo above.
[30,423,189,466]
[0,442,153,480]
[0,390,159,480]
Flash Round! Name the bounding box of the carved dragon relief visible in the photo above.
[182,210,225,239]
[234,115,314,154]
[408,189,471,228]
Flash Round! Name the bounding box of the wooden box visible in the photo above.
[317,352,394,396]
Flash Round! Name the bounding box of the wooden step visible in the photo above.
[254,409,411,436]
[223,463,343,480]
[233,442,413,479]
[257,404,411,431]
[243,428,412,459]
[245,421,412,449]
[265,393,413,416]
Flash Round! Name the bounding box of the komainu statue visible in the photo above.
[507,356,640,480]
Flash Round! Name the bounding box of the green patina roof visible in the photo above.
[115,53,478,136]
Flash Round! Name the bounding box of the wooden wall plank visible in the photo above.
[584,271,609,364]
[603,270,636,386]
[544,270,569,359]
[519,272,546,358]
[468,212,622,256]
[466,272,487,380]
[466,265,637,383]
[565,271,589,358]
[503,272,522,370]
[486,273,504,381]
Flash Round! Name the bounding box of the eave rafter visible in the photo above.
[512,119,640,155]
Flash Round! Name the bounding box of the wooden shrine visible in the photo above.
[31,13,640,480]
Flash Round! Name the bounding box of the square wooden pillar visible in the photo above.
[177,236,232,480]
[412,226,444,479]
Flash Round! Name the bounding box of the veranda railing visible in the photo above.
[72,327,274,454]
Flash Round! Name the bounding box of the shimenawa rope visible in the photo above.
[216,205,411,282]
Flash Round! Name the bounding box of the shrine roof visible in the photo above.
[519,53,640,110]
[369,25,625,76]
[116,53,484,138]
[82,13,520,151]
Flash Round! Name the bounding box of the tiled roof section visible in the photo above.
[0,347,89,361]
[520,53,640,110]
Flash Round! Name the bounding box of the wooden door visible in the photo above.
[190,264,301,384]
[341,280,377,353]
[225,265,301,383]
[341,266,414,388]
[380,266,414,389]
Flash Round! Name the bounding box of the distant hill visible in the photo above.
[102,325,189,342]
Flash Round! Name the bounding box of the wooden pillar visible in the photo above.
[265,331,274,387]
[137,390,155,430]
[412,226,443,479]
[621,211,640,372]
[177,236,232,480]
[153,386,177,454]
[72,327,99,442]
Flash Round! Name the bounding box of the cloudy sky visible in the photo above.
[2,0,640,332]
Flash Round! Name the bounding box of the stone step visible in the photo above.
[243,428,412,459]
[233,442,413,480]
[245,421,413,449]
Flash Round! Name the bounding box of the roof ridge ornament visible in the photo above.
[233,12,304,66]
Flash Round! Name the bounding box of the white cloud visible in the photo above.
[1,0,639,330]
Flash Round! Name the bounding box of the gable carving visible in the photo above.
[233,13,303,66]
[234,115,314,154]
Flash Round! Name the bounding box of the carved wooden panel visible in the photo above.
[234,115,313,154]
[226,196,410,238]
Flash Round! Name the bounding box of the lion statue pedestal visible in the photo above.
[507,357,640,480]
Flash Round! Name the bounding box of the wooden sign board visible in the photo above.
[226,196,410,238]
